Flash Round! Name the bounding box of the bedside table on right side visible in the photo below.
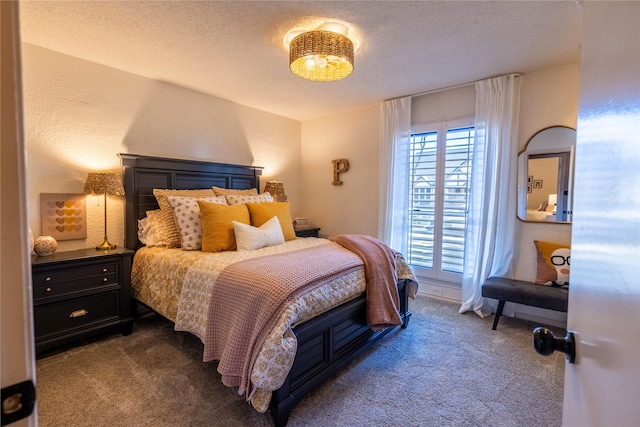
[294,227,321,238]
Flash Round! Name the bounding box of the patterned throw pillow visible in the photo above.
[153,188,216,248]
[534,240,571,286]
[212,186,258,197]
[198,201,250,252]
[225,193,273,205]
[167,196,227,250]
[144,209,166,247]
[246,201,296,241]
[233,216,285,251]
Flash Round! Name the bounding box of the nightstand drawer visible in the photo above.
[33,262,117,285]
[34,290,120,338]
[33,263,118,299]
[31,247,134,355]
[295,227,320,238]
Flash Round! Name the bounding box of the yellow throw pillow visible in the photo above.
[246,201,296,241]
[198,201,250,252]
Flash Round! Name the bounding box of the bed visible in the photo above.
[120,153,417,426]
[526,209,554,221]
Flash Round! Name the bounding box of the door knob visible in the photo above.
[533,327,576,363]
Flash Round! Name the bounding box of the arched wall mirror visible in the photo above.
[517,126,576,223]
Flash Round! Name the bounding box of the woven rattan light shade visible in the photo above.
[289,30,354,82]
[264,180,287,202]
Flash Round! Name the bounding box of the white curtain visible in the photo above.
[459,74,522,316]
[378,97,412,254]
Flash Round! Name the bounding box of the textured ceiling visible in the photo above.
[18,1,583,121]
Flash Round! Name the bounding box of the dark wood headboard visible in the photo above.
[119,153,263,250]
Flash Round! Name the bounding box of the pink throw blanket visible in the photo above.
[202,242,362,395]
[329,234,403,331]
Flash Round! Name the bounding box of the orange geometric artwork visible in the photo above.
[40,193,87,241]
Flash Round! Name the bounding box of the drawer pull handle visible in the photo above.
[46,287,52,293]
[103,277,108,282]
[102,268,108,273]
[69,309,88,318]
[45,277,51,282]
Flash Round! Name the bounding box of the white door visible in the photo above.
[561,2,640,426]
[1,2,37,426]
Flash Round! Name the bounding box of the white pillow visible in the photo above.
[144,209,165,247]
[137,217,151,245]
[167,195,227,250]
[233,216,285,251]
[225,193,273,205]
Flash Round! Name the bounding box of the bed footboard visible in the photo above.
[269,279,412,427]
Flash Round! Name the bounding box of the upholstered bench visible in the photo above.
[481,277,569,330]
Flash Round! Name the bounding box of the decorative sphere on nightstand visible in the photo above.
[34,236,58,256]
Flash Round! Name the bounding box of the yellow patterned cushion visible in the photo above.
[198,201,250,252]
[212,186,258,197]
[246,201,296,241]
[153,189,215,248]
[144,209,166,246]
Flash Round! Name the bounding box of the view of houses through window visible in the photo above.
[408,118,474,284]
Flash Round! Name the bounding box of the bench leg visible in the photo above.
[492,300,505,330]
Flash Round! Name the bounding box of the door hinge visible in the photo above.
[1,380,36,426]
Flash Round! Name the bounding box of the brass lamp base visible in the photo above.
[96,236,116,250]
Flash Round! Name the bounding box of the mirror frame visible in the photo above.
[517,125,576,224]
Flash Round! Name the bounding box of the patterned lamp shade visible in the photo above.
[83,172,125,196]
[83,172,124,250]
[264,181,287,202]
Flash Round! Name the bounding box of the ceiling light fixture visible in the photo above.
[289,29,354,82]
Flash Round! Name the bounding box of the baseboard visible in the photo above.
[415,279,567,328]
[416,280,461,303]
[508,304,568,328]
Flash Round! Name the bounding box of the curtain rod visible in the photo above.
[384,72,523,102]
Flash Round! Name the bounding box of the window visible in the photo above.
[408,119,474,283]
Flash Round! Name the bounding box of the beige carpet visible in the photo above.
[35,295,565,427]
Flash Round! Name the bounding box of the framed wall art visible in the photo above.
[40,193,87,241]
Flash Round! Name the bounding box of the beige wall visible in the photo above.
[514,63,577,281]
[527,157,559,210]
[22,44,301,252]
[22,40,578,286]
[300,103,380,237]
[300,62,579,284]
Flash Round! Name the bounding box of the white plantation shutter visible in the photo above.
[442,126,474,273]
[408,131,437,269]
[408,119,474,283]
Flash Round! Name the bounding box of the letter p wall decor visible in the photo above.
[332,159,350,185]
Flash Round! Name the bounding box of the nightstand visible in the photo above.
[294,227,321,238]
[31,247,134,355]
